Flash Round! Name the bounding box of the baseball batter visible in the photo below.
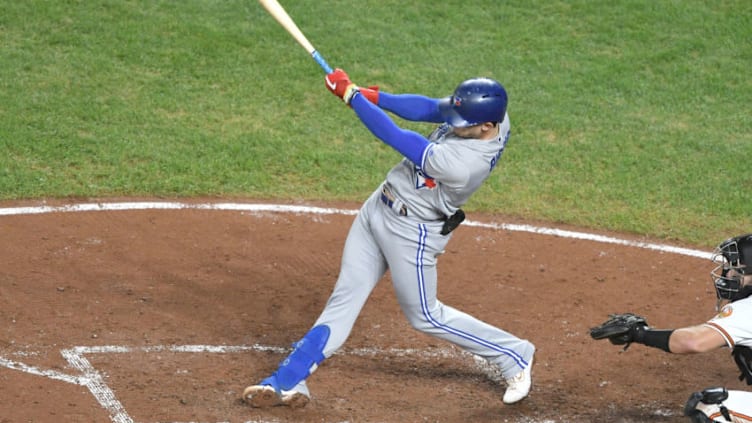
[242,69,535,409]
[591,233,752,423]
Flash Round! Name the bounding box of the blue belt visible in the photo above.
[380,186,408,216]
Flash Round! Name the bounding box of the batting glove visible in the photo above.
[325,68,359,105]
[359,86,379,104]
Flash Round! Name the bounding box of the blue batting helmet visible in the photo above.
[438,77,508,127]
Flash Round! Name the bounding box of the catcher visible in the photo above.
[591,233,752,423]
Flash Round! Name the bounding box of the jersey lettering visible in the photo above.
[490,148,503,172]
[490,129,510,171]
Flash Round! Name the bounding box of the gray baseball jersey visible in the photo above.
[385,117,509,220]
[312,113,536,379]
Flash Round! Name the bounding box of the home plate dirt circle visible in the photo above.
[0,199,741,423]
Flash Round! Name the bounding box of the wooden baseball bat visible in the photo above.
[258,0,333,73]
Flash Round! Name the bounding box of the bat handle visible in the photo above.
[311,50,333,74]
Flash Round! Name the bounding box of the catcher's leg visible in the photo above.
[684,389,715,423]
[243,325,330,408]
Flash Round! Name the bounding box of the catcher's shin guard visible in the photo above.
[684,387,732,423]
[275,325,330,390]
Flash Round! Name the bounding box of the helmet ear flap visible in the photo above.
[741,237,752,275]
[723,233,752,271]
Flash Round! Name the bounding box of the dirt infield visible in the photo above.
[0,199,746,423]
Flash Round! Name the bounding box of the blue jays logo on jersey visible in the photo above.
[415,167,436,189]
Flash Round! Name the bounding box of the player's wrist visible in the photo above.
[633,327,673,352]
[343,83,360,105]
[359,86,379,104]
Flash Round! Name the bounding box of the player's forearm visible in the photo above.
[633,326,721,354]
[351,94,430,165]
[377,92,444,123]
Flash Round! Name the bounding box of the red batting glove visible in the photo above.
[359,86,379,104]
[325,68,358,105]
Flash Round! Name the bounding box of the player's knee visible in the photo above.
[400,309,433,332]
[400,301,454,335]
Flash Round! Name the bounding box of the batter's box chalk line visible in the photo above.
[0,344,679,422]
[0,343,507,423]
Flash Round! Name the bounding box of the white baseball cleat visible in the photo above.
[502,356,533,404]
[243,380,310,409]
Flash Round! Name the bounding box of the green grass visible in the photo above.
[1,0,750,247]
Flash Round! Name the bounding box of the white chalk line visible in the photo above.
[0,343,676,422]
[0,344,501,423]
[61,348,134,423]
[0,355,88,385]
[0,200,711,259]
[0,200,696,422]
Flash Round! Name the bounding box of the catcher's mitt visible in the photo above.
[590,313,648,349]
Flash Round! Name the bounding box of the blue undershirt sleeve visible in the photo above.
[376,92,444,123]
[350,93,430,165]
